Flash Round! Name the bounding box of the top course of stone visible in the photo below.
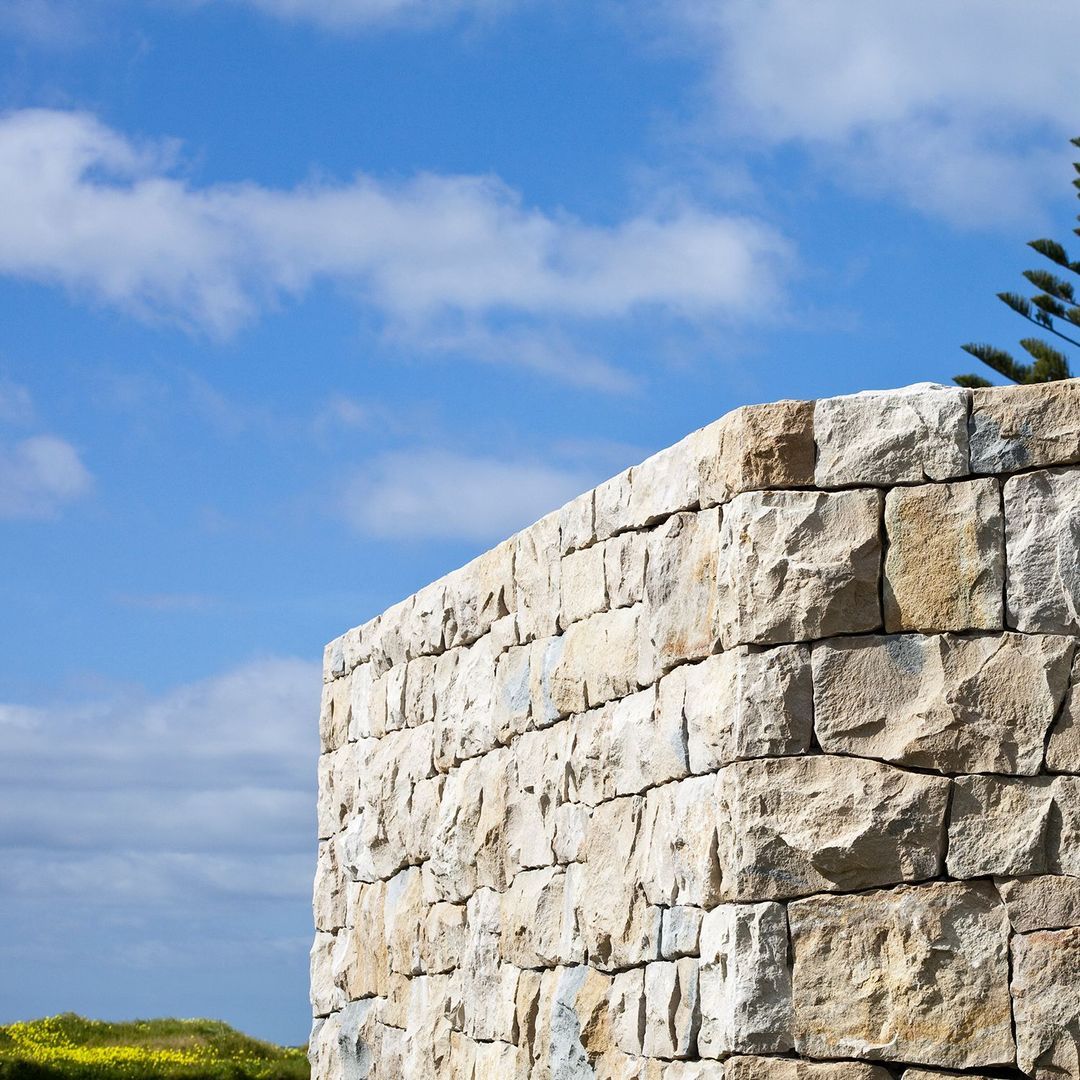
[323,378,1080,690]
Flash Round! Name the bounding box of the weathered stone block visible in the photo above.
[714,756,949,901]
[660,906,703,960]
[813,632,1074,775]
[457,888,519,1043]
[1005,467,1080,633]
[559,489,595,556]
[883,478,1004,632]
[604,530,647,609]
[717,488,882,647]
[698,901,793,1058]
[572,687,687,805]
[814,383,969,487]
[629,437,703,528]
[641,775,721,908]
[789,881,1014,1069]
[516,510,562,642]
[384,866,426,976]
[1048,652,1080,774]
[646,509,721,672]
[576,796,661,970]
[643,958,700,1060]
[422,901,467,975]
[607,967,645,1056]
[595,467,634,542]
[313,838,347,932]
[699,398,816,506]
[659,644,812,775]
[500,867,583,970]
[997,875,1080,932]
[971,378,1080,474]
[1012,926,1080,1079]
[726,1060,892,1080]
[442,538,515,649]
[332,881,388,999]
[560,542,608,629]
[310,931,345,1017]
[530,965,615,1076]
[947,775,1080,878]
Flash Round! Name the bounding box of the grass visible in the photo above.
[0,1015,308,1080]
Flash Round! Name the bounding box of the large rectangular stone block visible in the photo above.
[883,478,1004,632]
[1012,926,1080,1079]
[717,488,882,647]
[714,756,949,901]
[789,882,1014,1070]
[813,632,1074,775]
[971,378,1080,474]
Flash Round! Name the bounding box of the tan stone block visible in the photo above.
[628,436,704,528]
[659,644,812,776]
[1005,467,1080,634]
[458,888,519,1043]
[577,796,662,970]
[492,643,532,744]
[646,509,721,672]
[643,958,700,1060]
[715,756,949,901]
[902,1072,997,1080]
[559,489,595,555]
[422,901,467,974]
[309,931,345,1017]
[320,674,351,753]
[971,378,1080,474]
[515,510,562,642]
[1012,926,1080,1079]
[726,1060,891,1080]
[996,875,1080,932]
[384,866,425,976]
[640,775,721,908]
[347,661,388,739]
[443,537,515,649]
[403,654,438,728]
[883,479,1004,632]
[500,867,583,969]
[571,687,687,806]
[605,530,648,609]
[408,580,450,658]
[813,632,1074,775]
[595,467,634,542]
[789,881,1014,1070]
[399,974,455,1080]
[312,837,347,933]
[814,383,970,487]
[1048,651,1080,773]
[332,880,388,999]
[433,636,499,769]
[699,398,816,506]
[561,542,608,628]
[660,906,703,960]
[717,488,882,648]
[532,965,615,1073]
[607,967,645,1056]
[698,902,792,1058]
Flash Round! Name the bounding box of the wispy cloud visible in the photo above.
[0,433,92,520]
[192,0,512,31]
[663,0,1080,225]
[342,448,596,541]
[0,109,793,383]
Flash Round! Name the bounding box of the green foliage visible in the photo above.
[0,1015,307,1080]
[956,136,1080,386]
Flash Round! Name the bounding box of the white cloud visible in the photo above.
[0,657,321,904]
[342,448,595,541]
[0,432,92,520]
[0,109,793,361]
[667,0,1080,224]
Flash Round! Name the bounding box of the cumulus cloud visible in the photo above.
[0,432,92,520]
[667,0,1080,224]
[342,448,595,541]
[0,108,793,355]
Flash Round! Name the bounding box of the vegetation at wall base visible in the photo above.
[0,1016,307,1080]
[956,136,1080,388]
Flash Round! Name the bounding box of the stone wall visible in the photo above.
[308,380,1080,1080]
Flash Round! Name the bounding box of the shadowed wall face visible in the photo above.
[310,380,1080,1080]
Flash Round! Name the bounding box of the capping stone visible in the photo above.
[971,377,1080,473]
[789,881,1014,1070]
[717,488,883,647]
[812,632,1074,775]
[883,478,1004,632]
[814,383,970,487]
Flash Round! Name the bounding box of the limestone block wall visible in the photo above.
[309,380,1080,1080]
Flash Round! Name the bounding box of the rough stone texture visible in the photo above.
[997,875,1080,932]
[813,632,1074,775]
[697,902,792,1058]
[714,755,949,901]
[726,1061,892,1080]
[313,382,1080,1078]
[1012,927,1080,1079]
[789,882,1014,1070]
[972,378,1080,474]
[717,488,882,647]
[814,383,969,487]
[1005,467,1080,634]
[883,478,1004,632]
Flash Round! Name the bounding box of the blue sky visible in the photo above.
[0,0,1077,1048]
